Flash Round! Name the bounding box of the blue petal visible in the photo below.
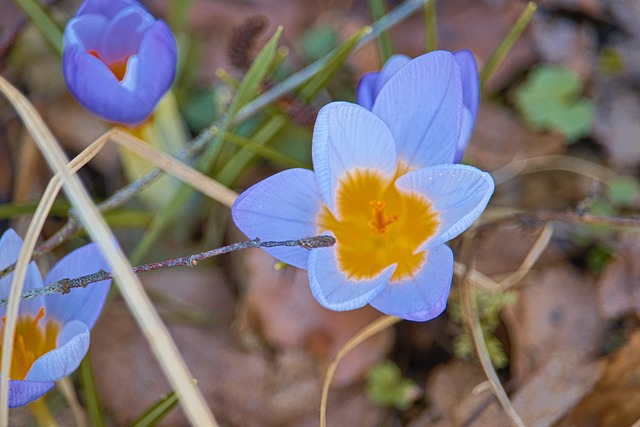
[26,320,89,382]
[63,14,108,50]
[370,245,453,321]
[396,164,494,249]
[0,229,44,317]
[356,55,411,111]
[62,20,176,125]
[76,0,144,18]
[232,169,322,269]
[355,72,380,110]
[43,242,111,329]
[454,49,479,123]
[312,102,397,213]
[98,6,154,64]
[308,244,395,311]
[372,51,463,168]
[7,379,54,408]
[453,50,480,162]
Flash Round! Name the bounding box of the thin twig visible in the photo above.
[459,237,526,427]
[0,235,335,306]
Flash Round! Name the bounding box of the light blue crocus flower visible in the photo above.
[62,0,177,125]
[356,50,480,163]
[232,51,494,322]
[0,229,111,407]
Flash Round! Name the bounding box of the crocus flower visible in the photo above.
[232,51,494,321]
[356,50,480,163]
[62,0,177,125]
[0,229,111,407]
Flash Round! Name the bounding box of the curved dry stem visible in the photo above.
[492,154,615,185]
[0,76,217,427]
[459,265,526,427]
[320,315,401,427]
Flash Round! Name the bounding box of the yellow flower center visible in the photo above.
[0,307,60,380]
[317,165,439,282]
[88,50,129,82]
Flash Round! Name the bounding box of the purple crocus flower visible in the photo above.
[62,0,177,125]
[0,229,111,407]
[356,50,480,163]
[232,51,494,321]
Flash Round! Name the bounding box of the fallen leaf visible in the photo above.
[597,234,640,319]
[555,331,640,427]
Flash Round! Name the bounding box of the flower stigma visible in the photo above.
[0,307,60,380]
[88,50,129,81]
[317,166,440,282]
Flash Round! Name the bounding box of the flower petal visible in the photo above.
[232,169,322,269]
[453,49,480,162]
[308,244,395,311]
[26,320,89,382]
[372,50,463,168]
[396,164,494,249]
[7,379,54,408]
[356,54,411,110]
[355,72,380,110]
[0,229,44,317]
[312,102,397,212]
[370,245,453,321]
[43,242,111,329]
[63,14,109,50]
[62,20,177,125]
[77,0,142,18]
[98,6,154,63]
[454,49,479,124]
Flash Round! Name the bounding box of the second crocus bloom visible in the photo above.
[233,51,494,322]
[0,229,111,407]
[62,0,177,125]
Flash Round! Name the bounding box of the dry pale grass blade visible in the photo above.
[108,128,238,207]
[454,262,502,292]
[57,377,87,427]
[319,315,401,427]
[497,223,554,290]
[0,76,218,427]
[460,272,526,427]
[492,155,615,185]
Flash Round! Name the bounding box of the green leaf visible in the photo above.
[607,176,640,207]
[79,355,105,427]
[300,26,338,63]
[368,0,394,62]
[515,64,593,142]
[12,0,63,57]
[228,27,283,118]
[366,360,419,410]
[298,26,371,102]
[131,391,180,427]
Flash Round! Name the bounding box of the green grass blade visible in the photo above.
[223,131,308,169]
[12,0,63,57]
[424,0,437,52]
[298,26,372,102]
[369,0,394,62]
[216,114,288,186]
[131,391,180,427]
[79,355,105,427]
[228,27,283,118]
[480,2,537,92]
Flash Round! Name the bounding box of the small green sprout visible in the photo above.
[515,64,593,143]
[366,360,420,410]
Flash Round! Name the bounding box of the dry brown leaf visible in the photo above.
[236,248,394,388]
[503,264,601,384]
[466,101,565,172]
[597,235,640,319]
[555,331,640,427]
